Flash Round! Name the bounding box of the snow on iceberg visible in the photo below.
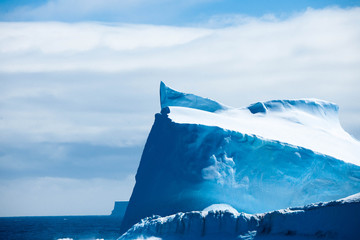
[119,193,360,240]
[120,82,360,232]
[202,204,239,215]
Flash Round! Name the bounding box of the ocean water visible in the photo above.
[0,215,123,240]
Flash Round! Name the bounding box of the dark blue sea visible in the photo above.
[0,215,123,240]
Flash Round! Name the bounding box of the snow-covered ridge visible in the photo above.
[161,81,338,119]
[119,193,360,240]
[161,82,359,165]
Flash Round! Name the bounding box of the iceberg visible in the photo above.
[120,82,360,232]
[110,201,128,217]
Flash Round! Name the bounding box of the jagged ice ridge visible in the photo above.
[120,193,360,240]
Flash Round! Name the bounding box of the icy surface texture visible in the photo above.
[120,83,360,232]
[119,193,360,240]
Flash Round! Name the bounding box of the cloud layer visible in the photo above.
[0,176,135,216]
[0,7,360,216]
[1,7,359,134]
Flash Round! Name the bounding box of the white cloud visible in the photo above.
[0,109,150,146]
[0,8,359,72]
[0,75,155,147]
[0,175,135,216]
[0,22,211,54]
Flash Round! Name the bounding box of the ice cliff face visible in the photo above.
[119,193,360,240]
[120,82,360,232]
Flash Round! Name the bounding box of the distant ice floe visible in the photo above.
[120,193,360,240]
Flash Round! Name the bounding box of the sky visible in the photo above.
[0,0,360,216]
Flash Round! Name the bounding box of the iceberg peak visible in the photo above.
[160,81,227,113]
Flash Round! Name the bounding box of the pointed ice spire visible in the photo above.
[160,81,227,112]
